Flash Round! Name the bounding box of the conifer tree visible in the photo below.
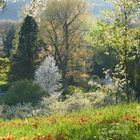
[9,15,40,81]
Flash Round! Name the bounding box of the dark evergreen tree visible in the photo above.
[9,15,41,81]
[4,26,15,57]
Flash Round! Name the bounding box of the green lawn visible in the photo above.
[0,103,140,140]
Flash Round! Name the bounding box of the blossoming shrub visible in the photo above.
[63,93,91,112]
[40,91,115,115]
[85,92,107,106]
[0,90,116,120]
[0,103,33,119]
[0,102,50,120]
[40,96,65,114]
[38,94,91,115]
[67,85,85,95]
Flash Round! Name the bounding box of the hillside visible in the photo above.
[0,0,111,20]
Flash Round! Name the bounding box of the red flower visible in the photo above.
[113,136,117,140]
[108,120,113,123]
[49,138,56,140]
[47,133,52,138]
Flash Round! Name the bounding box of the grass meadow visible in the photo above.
[0,103,140,140]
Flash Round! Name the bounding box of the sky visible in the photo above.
[0,0,31,20]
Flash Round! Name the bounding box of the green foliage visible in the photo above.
[92,0,140,101]
[89,21,118,78]
[3,25,15,57]
[86,76,102,92]
[4,80,45,105]
[0,58,11,82]
[0,21,16,57]
[91,47,118,77]
[67,85,85,95]
[9,15,42,82]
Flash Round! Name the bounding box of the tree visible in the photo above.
[9,15,41,81]
[34,56,63,98]
[89,21,118,78]
[102,0,140,102]
[0,21,16,57]
[0,0,17,9]
[39,0,88,94]
[0,0,5,9]
[67,45,93,83]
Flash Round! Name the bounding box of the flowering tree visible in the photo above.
[34,56,63,98]
[0,0,5,9]
[0,0,17,9]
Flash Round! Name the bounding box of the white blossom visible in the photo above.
[23,0,47,19]
[34,56,63,98]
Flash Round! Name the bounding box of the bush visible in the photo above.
[4,80,45,105]
[87,75,102,91]
[67,85,85,95]
[0,91,116,119]
[40,96,64,115]
[0,83,9,92]
[40,92,115,115]
[0,103,33,119]
[85,92,115,107]
[64,93,91,112]
[0,102,50,120]
[0,58,11,81]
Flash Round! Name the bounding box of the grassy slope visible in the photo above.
[0,103,140,140]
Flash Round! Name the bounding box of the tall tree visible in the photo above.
[103,0,140,102]
[0,22,16,57]
[9,15,41,81]
[39,0,88,94]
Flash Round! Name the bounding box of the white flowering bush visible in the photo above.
[0,103,33,119]
[0,102,50,120]
[63,93,91,112]
[40,97,65,114]
[34,56,63,98]
[0,91,116,119]
[39,91,115,114]
[85,92,106,106]
[38,95,89,114]
[38,91,116,115]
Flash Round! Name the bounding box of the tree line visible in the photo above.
[0,0,139,102]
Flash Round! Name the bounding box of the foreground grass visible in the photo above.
[0,103,140,140]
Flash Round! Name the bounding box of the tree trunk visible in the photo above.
[124,10,129,103]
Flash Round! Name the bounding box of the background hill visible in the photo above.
[0,0,111,21]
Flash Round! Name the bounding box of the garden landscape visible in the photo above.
[0,0,139,139]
